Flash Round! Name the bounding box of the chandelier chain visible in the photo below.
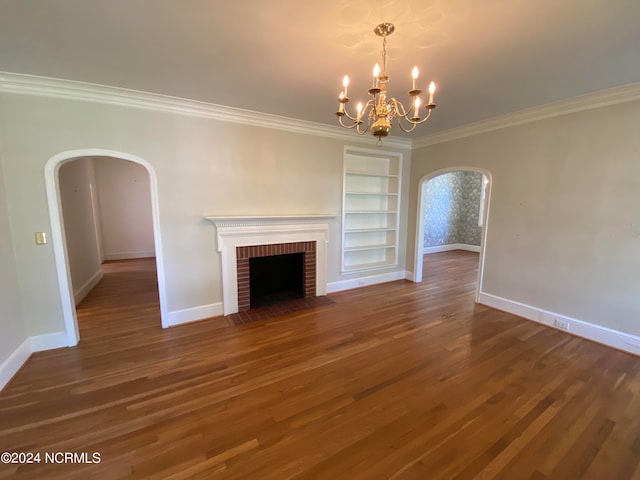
[382,34,387,77]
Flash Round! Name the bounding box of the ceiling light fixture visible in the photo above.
[336,22,437,146]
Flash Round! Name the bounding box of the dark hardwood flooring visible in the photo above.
[1,251,639,479]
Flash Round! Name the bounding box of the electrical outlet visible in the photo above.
[554,319,570,330]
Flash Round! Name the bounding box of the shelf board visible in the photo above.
[345,170,399,178]
[345,210,397,214]
[345,227,396,233]
[342,260,398,272]
[344,244,395,252]
[345,191,399,196]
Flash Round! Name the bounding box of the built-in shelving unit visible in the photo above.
[342,148,402,272]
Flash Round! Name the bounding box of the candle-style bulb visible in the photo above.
[428,81,436,104]
[356,102,363,120]
[412,66,419,90]
[343,75,350,88]
[414,97,420,118]
[373,64,381,88]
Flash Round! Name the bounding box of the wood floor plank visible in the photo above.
[1,251,640,479]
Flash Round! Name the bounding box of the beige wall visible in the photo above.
[408,100,640,336]
[94,157,154,260]
[59,158,102,302]
[0,158,27,366]
[0,93,411,340]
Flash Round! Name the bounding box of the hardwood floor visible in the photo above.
[1,251,640,479]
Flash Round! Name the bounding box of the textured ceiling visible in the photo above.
[1,0,640,137]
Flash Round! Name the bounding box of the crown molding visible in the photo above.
[0,71,412,149]
[3,72,639,152]
[413,82,640,149]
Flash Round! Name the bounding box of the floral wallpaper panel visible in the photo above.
[423,171,483,248]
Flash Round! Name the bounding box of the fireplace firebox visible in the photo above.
[249,253,304,307]
[236,241,316,312]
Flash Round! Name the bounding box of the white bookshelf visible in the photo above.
[342,148,402,272]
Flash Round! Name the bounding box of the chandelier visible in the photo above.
[336,22,437,146]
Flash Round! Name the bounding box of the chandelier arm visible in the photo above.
[370,95,379,116]
[356,100,376,125]
[395,108,433,132]
[342,108,359,122]
[417,108,433,124]
[356,122,370,135]
[388,98,414,121]
[388,98,405,114]
[363,98,376,114]
[395,119,418,133]
[338,116,364,131]
[338,114,371,136]
[355,100,375,134]
[390,97,434,124]
[389,98,417,133]
[408,108,433,125]
[386,99,419,134]
[343,99,376,122]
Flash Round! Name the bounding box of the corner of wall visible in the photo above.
[0,331,69,392]
[73,269,103,305]
[477,291,640,357]
[0,338,31,391]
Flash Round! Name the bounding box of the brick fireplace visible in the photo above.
[236,241,316,311]
[206,215,332,315]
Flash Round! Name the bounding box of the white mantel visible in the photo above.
[205,215,335,315]
[206,214,335,227]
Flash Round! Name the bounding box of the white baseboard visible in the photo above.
[30,331,69,351]
[0,331,69,391]
[74,269,103,305]
[477,291,640,356]
[423,243,481,254]
[0,338,31,391]
[103,251,155,261]
[405,271,415,282]
[327,270,408,293]
[165,303,224,327]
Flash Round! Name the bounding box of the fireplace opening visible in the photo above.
[249,253,304,308]
[236,241,316,312]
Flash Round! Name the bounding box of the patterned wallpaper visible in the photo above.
[423,171,484,248]
[459,171,483,245]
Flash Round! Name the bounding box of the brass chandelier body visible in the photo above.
[336,23,437,145]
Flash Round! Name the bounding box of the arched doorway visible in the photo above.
[45,149,168,346]
[413,167,492,301]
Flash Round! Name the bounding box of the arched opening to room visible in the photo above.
[413,167,492,300]
[45,149,168,345]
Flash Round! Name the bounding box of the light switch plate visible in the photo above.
[35,232,47,245]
